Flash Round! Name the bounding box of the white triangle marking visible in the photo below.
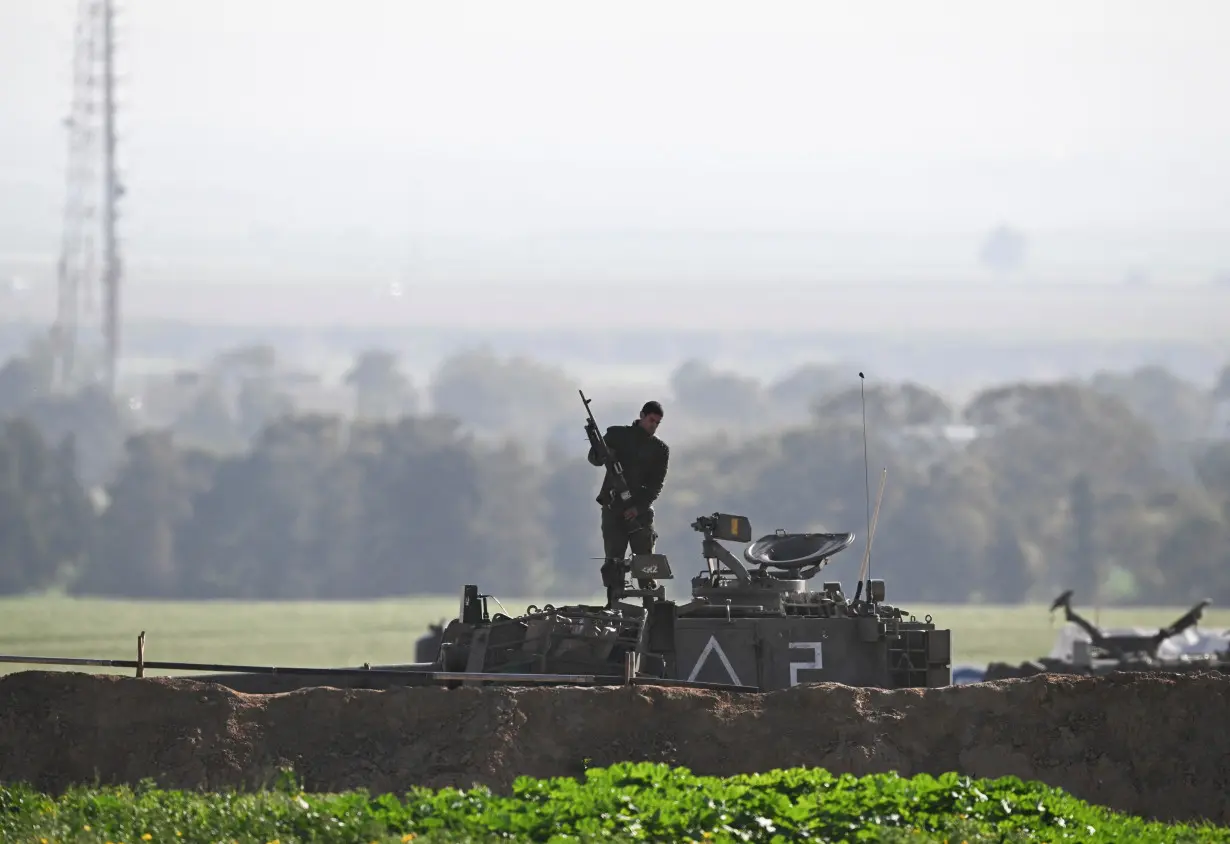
[686,635,743,686]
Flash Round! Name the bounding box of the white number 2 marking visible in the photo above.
[788,641,824,686]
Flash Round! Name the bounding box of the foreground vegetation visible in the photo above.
[1,762,1223,843]
[4,594,1230,671]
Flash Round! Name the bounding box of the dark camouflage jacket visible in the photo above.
[587,420,670,512]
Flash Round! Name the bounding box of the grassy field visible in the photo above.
[2,594,1228,677]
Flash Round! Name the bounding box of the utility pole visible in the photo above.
[52,0,123,394]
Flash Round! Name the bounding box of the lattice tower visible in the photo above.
[52,0,123,394]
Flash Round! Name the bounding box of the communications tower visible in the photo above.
[51,0,124,394]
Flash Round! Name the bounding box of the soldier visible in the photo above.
[587,400,669,603]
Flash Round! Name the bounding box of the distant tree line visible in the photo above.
[2,340,1229,606]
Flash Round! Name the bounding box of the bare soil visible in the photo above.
[2,670,1228,826]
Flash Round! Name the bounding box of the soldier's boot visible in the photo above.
[600,558,624,608]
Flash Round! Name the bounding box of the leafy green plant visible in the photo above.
[0,763,1223,843]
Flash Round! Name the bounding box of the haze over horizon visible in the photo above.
[3,0,1229,341]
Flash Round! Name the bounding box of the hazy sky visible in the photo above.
[3,0,1230,332]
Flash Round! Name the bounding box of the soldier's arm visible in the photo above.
[587,425,621,466]
[636,442,669,507]
[586,442,603,466]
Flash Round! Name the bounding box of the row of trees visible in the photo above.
[2,356,1229,604]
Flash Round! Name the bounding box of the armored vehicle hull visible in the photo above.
[422,593,949,693]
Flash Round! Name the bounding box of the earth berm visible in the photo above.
[1,670,1226,826]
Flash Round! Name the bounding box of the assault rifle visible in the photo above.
[580,389,647,536]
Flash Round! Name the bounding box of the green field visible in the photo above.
[2,594,1228,677]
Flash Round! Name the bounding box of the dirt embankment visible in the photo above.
[2,670,1228,826]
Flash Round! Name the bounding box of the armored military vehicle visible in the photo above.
[415,509,951,691]
[983,588,1230,680]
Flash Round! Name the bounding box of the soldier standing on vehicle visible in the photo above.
[587,400,669,601]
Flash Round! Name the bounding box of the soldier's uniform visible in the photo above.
[587,410,669,598]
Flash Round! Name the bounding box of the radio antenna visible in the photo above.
[861,374,870,585]
[851,371,872,603]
